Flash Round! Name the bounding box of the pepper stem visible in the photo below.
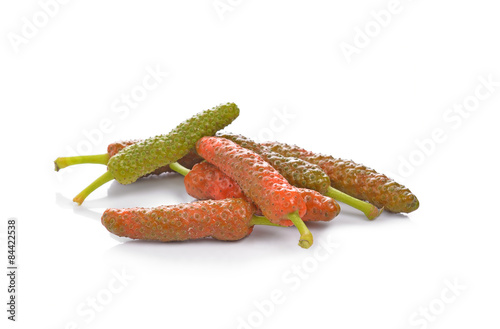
[169,162,191,177]
[326,186,383,220]
[249,215,285,227]
[286,211,313,249]
[54,154,110,171]
[73,171,114,205]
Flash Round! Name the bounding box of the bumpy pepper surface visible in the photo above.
[102,198,256,242]
[54,140,204,174]
[218,133,331,194]
[109,103,240,184]
[300,188,340,222]
[195,137,307,226]
[183,162,339,222]
[185,162,249,201]
[216,133,381,219]
[65,103,240,204]
[108,140,203,176]
[262,141,419,213]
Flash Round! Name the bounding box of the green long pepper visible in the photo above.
[56,103,240,205]
[218,133,383,220]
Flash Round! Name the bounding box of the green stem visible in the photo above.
[249,215,285,227]
[73,171,114,205]
[54,154,110,171]
[287,211,313,249]
[325,186,383,220]
[169,162,190,177]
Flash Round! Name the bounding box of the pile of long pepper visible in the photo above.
[55,102,419,249]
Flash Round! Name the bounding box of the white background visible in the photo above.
[1,0,499,328]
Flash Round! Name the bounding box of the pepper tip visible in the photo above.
[367,206,384,220]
